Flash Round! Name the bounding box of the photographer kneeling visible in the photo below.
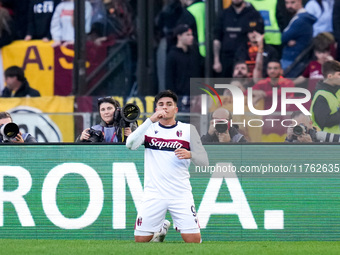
[0,112,37,143]
[77,97,137,143]
[201,108,247,143]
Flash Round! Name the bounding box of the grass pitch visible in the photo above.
[1,240,340,255]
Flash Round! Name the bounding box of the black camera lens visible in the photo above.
[293,125,304,136]
[0,123,19,139]
[215,123,229,133]
[122,103,140,122]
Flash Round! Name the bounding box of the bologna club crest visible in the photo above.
[176,130,182,137]
[137,217,142,226]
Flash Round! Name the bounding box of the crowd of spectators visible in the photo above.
[153,0,339,100]
[1,0,340,143]
[0,0,135,48]
[0,0,338,95]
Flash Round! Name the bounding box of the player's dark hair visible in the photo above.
[154,90,178,105]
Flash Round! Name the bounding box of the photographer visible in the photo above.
[311,60,340,134]
[201,108,247,143]
[285,111,318,143]
[76,97,135,143]
[0,112,37,143]
[286,111,340,143]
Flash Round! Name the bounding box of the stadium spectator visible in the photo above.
[201,108,247,143]
[294,34,334,89]
[77,96,134,143]
[155,0,197,91]
[1,66,40,97]
[233,61,250,79]
[0,112,37,143]
[333,0,340,61]
[165,24,202,96]
[126,90,208,243]
[280,0,316,71]
[89,0,107,34]
[25,0,61,42]
[246,0,282,53]
[223,61,254,96]
[213,0,263,77]
[310,60,340,134]
[276,0,309,32]
[234,22,279,80]
[90,0,135,42]
[50,0,92,48]
[252,60,294,108]
[181,0,206,57]
[285,111,317,142]
[305,0,334,37]
[8,0,30,39]
[0,6,14,48]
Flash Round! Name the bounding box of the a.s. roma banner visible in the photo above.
[0,96,74,142]
[2,40,108,96]
[2,40,54,96]
[54,41,108,96]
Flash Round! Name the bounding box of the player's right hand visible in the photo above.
[150,110,166,122]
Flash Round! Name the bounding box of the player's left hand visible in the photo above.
[174,148,191,159]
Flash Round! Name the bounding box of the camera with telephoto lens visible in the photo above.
[213,119,230,133]
[86,128,104,143]
[0,122,20,142]
[292,124,317,141]
[114,103,141,127]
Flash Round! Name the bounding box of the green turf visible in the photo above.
[1,240,340,255]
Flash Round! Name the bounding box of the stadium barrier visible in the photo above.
[1,144,339,241]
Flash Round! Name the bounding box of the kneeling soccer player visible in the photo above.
[126,90,209,243]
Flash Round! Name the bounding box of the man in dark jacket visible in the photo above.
[280,0,316,71]
[276,0,309,33]
[25,0,61,41]
[213,0,263,77]
[166,24,202,96]
[1,66,40,97]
